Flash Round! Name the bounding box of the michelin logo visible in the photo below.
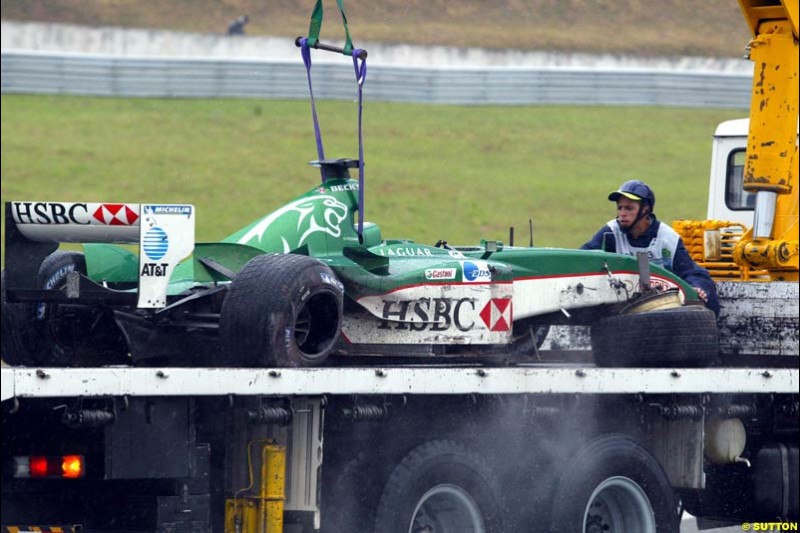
[146,205,193,216]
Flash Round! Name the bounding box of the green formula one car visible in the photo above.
[1,159,718,368]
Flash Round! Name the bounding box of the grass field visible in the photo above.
[1,94,744,254]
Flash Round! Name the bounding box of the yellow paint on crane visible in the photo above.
[732,0,799,279]
[673,219,771,281]
[225,442,287,533]
[259,443,287,533]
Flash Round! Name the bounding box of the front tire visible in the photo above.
[219,253,343,367]
[374,440,505,533]
[549,434,679,533]
[591,306,718,367]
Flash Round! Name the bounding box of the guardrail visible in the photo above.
[1,51,751,108]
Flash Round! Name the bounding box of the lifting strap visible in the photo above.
[306,0,354,55]
[298,0,368,240]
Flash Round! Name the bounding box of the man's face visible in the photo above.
[616,197,642,228]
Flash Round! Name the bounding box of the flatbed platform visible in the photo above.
[2,365,797,402]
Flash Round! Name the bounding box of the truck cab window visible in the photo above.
[725,149,755,210]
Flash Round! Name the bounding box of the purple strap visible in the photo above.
[300,38,326,182]
[352,48,367,240]
[299,40,368,240]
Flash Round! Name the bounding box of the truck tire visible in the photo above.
[219,253,343,367]
[591,306,718,367]
[1,251,126,367]
[374,440,505,533]
[549,434,679,533]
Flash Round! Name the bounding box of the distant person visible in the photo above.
[581,179,720,315]
[228,15,249,36]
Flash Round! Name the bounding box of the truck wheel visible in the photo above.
[1,251,126,367]
[374,440,505,533]
[219,253,343,367]
[591,306,718,367]
[549,434,679,533]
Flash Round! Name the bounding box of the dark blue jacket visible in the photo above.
[581,216,720,316]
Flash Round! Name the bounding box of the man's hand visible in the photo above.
[694,286,708,303]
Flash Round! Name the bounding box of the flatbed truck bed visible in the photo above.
[2,364,798,401]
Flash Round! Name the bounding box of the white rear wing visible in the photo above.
[6,201,195,308]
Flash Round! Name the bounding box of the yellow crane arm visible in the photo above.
[733,0,799,280]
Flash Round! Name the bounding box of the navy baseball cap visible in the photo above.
[608,180,655,207]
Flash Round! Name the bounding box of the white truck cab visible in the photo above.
[707,118,754,225]
[708,118,799,226]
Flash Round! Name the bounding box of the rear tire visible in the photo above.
[374,440,506,533]
[2,251,127,367]
[591,306,718,367]
[219,253,343,367]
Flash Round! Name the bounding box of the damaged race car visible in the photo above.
[1,33,718,369]
[1,158,718,369]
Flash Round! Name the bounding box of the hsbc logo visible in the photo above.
[479,298,512,331]
[92,204,139,225]
[12,202,91,225]
[12,202,140,226]
[378,297,478,331]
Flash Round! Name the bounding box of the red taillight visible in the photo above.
[14,455,85,478]
[29,456,49,477]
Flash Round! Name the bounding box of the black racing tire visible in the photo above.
[2,251,126,367]
[591,306,718,367]
[219,253,343,367]
[374,440,506,533]
[2,252,85,366]
[549,434,680,533]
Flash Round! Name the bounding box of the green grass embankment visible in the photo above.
[1,94,743,253]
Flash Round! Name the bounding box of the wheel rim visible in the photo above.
[583,476,656,533]
[408,483,486,533]
[294,305,312,346]
[292,292,340,362]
